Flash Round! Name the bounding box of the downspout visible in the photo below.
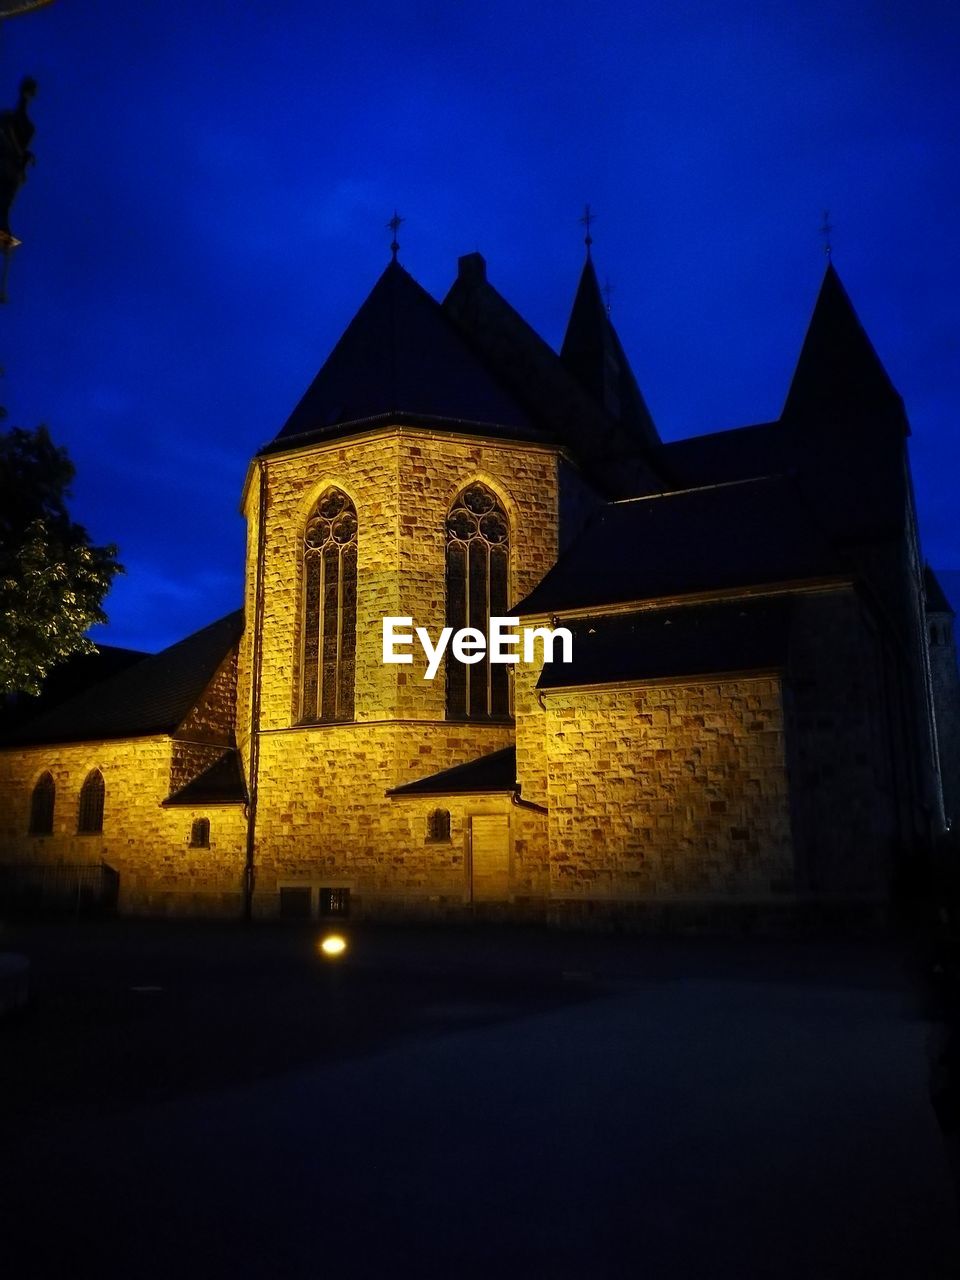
[512,789,548,815]
[244,459,268,923]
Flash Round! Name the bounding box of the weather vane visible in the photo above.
[387,209,404,262]
[819,209,834,260]
[579,204,595,258]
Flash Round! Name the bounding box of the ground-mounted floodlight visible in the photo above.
[318,933,348,958]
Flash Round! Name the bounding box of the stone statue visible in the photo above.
[0,78,37,238]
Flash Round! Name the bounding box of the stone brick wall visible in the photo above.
[169,646,240,796]
[242,427,558,731]
[179,647,238,744]
[259,782,548,917]
[0,737,247,914]
[782,590,901,895]
[531,676,793,901]
[239,424,559,913]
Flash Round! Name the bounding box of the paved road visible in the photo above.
[1,922,957,1277]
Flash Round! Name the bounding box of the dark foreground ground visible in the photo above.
[1,917,958,1279]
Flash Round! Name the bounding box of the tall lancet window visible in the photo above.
[301,487,358,723]
[445,482,511,720]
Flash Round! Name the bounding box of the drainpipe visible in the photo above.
[244,460,268,923]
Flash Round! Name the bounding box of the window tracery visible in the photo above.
[445,482,510,719]
[301,488,358,723]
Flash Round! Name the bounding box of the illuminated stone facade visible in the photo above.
[0,252,951,926]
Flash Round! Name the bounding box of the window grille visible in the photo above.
[301,488,358,722]
[427,808,451,841]
[189,817,210,848]
[445,482,510,719]
[319,887,350,918]
[77,769,104,834]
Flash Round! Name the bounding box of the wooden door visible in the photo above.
[470,814,511,901]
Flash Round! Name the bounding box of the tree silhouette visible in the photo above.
[0,419,121,694]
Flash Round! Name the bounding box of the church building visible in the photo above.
[0,243,955,927]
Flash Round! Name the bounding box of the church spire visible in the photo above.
[782,261,907,433]
[560,251,660,452]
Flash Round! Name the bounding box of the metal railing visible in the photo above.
[0,861,119,915]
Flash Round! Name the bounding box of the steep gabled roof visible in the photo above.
[268,260,542,449]
[443,253,666,497]
[2,610,243,747]
[662,422,787,488]
[782,262,908,431]
[537,598,791,690]
[0,644,150,736]
[387,745,517,796]
[560,256,659,452]
[163,749,247,807]
[925,566,955,617]
[514,475,844,616]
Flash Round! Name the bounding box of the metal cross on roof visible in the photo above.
[819,209,834,259]
[579,204,595,258]
[387,210,404,261]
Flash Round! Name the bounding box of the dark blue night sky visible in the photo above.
[2,1,958,651]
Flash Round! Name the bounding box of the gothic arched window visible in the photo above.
[427,808,451,841]
[445,482,510,719]
[77,769,105,834]
[29,772,55,835]
[301,487,358,723]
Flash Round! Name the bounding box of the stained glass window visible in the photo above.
[445,482,511,719]
[77,769,104,834]
[29,772,55,835]
[301,488,358,723]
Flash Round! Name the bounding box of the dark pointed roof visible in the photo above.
[514,476,844,616]
[925,566,955,616]
[782,262,907,431]
[1,610,243,747]
[387,746,517,796]
[662,422,787,488]
[268,261,542,449]
[0,644,150,736]
[560,256,659,451]
[443,253,667,497]
[163,750,247,807]
[537,598,792,690]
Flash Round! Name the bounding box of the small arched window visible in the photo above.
[427,809,451,841]
[301,487,358,723]
[77,769,104,834]
[29,772,55,835]
[445,482,510,720]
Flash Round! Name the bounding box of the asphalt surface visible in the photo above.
[1,919,957,1278]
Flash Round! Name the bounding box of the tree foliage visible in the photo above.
[0,422,121,694]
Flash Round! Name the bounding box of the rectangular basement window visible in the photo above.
[319,887,350,919]
[278,886,312,920]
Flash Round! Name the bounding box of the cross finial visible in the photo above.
[387,210,404,262]
[819,209,834,260]
[601,276,613,315]
[579,204,595,258]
